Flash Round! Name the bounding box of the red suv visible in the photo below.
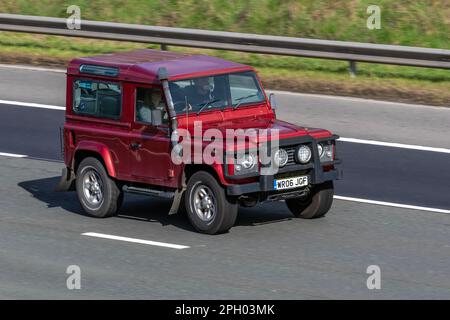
[57,49,342,234]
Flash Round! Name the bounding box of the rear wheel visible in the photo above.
[185,171,238,234]
[285,181,334,219]
[76,157,122,218]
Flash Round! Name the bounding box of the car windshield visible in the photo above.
[168,71,265,115]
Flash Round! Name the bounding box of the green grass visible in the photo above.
[1,32,449,84]
[0,0,449,48]
[0,1,449,105]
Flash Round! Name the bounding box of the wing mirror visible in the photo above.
[269,93,277,112]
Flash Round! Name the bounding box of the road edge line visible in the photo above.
[81,232,191,250]
[334,195,450,214]
[0,99,64,110]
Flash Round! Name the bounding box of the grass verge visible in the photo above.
[0,32,449,106]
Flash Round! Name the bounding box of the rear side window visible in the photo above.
[73,79,122,119]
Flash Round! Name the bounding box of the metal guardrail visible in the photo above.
[0,13,449,70]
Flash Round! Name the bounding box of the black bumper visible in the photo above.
[225,134,343,196]
[226,166,342,196]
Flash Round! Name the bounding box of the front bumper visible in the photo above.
[226,134,343,197]
[226,165,342,196]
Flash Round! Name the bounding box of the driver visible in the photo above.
[151,91,168,123]
[136,90,152,123]
[186,77,214,108]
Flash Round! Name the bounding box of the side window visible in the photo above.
[73,79,122,119]
[135,87,168,125]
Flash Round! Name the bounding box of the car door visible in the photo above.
[129,85,174,187]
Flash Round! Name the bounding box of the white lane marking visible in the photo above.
[0,64,66,73]
[268,90,448,110]
[0,99,64,111]
[1,100,449,154]
[338,137,450,154]
[0,145,447,215]
[82,232,190,250]
[334,196,450,214]
[0,152,27,158]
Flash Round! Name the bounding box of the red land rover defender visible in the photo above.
[57,49,342,234]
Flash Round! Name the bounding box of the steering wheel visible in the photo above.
[80,87,90,96]
[173,101,192,113]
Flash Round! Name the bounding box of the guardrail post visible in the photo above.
[349,61,357,77]
[161,44,168,51]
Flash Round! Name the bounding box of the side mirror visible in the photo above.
[151,109,162,126]
[269,93,277,111]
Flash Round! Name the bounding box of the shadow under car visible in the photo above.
[18,176,294,232]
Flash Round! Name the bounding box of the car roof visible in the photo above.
[67,49,253,83]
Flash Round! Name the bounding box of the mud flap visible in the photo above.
[55,167,75,192]
[169,189,185,215]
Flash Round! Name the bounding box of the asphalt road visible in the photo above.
[2,65,450,148]
[2,103,450,209]
[0,66,449,299]
[2,156,450,299]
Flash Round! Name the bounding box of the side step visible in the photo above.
[123,185,175,199]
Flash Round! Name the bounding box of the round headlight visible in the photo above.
[241,153,256,170]
[274,148,289,167]
[296,145,312,164]
[317,143,324,157]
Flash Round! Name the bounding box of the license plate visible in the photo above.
[274,175,309,190]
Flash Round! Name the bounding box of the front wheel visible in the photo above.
[285,181,334,219]
[185,171,238,234]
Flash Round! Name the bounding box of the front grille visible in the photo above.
[284,146,295,166]
[285,146,297,166]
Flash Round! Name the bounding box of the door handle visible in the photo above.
[130,142,142,150]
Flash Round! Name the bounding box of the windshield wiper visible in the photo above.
[233,93,259,110]
[196,99,221,115]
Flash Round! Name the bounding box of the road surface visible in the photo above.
[0,65,449,299]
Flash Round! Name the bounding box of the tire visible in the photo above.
[117,192,124,211]
[285,181,334,219]
[185,171,238,234]
[76,157,122,218]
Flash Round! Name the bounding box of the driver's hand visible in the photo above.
[183,104,193,112]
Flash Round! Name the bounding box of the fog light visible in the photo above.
[296,145,312,164]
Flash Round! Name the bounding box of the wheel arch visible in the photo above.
[73,142,116,178]
[183,163,227,186]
